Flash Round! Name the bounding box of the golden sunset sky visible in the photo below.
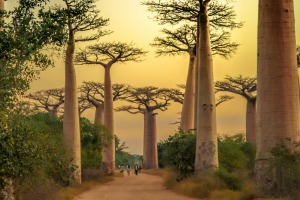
[7,0,300,154]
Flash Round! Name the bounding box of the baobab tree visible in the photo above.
[215,75,257,145]
[26,88,65,118]
[78,98,93,116]
[255,0,299,194]
[152,24,238,131]
[116,86,171,169]
[79,81,131,125]
[143,0,242,174]
[76,42,147,174]
[46,0,110,183]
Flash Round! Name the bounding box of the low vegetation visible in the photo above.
[156,129,300,199]
[0,111,117,200]
[157,129,257,200]
[269,143,300,198]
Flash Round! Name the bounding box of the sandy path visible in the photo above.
[73,173,198,200]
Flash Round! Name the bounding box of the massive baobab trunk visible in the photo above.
[246,100,256,145]
[255,0,299,194]
[102,66,115,174]
[63,29,81,184]
[145,111,158,169]
[94,103,104,125]
[195,4,218,174]
[180,50,196,131]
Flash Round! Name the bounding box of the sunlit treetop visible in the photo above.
[152,24,239,58]
[142,0,243,29]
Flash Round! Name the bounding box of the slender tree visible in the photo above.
[151,16,239,132]
[46,0,109,183]
[143,0,242,174]
[215,75,257,145]
[255,0,299,194]
[116,86,171,169]
[76,42,146,173]
[26,88,65,118]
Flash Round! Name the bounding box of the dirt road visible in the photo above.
[73,173,198,200]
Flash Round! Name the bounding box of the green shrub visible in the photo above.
[216,134,255,191]
[270,142,300,198]
[218,134,255,173]
[158,128,195,179]
[80,117,113,169]
[214,167,242,190]
[0,113,74,199]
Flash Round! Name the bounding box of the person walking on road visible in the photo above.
[126,164,131,176]
[134,164,139,175]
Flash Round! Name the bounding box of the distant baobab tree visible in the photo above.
[215,75,256,145]
[76,42,147,174]
[78,98,93,116]
[79,81,131,125]
[26,88,65,118]
[46,0,110,183]
[143,0,242,174]
[151,24,238,132]
[116,86,171,169]
[255,0,299,194]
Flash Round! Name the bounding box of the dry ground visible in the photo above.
[73,172,198,200]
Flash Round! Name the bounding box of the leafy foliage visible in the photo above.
[158,131,255,191]
[269,143,300,198]
[80,117,109,169]
[0,112,73,193]
[158,128,196,179]
[216,134,255,190]
[0,0,61,112]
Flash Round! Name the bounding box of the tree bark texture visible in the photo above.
[145,111,158,169]
[195,5,218,174]
[63,30,81,184]
[255,0,299,194]
[143,112,148,168]
[94,103,104,125]
[180,51,196,131]
[102,66,115,174]
[246,100,256,145]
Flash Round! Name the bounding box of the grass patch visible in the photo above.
[144,168,256,200]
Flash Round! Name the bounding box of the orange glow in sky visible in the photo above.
[6,0,299,154]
